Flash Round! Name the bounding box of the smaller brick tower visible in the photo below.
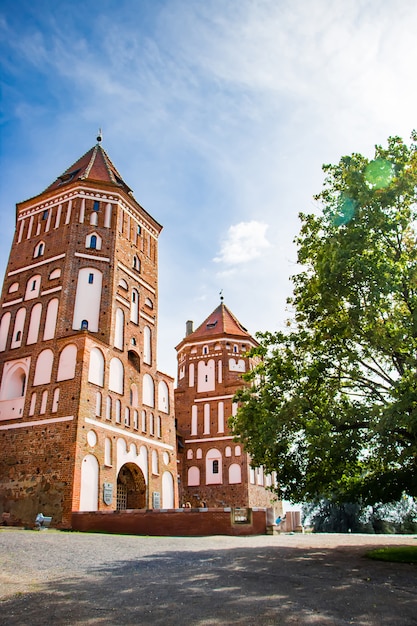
[175,298,280,511]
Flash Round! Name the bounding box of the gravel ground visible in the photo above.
[0,529,416,625]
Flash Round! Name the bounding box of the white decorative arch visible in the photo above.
[109,358,124,394]
[88,347,105,387]
[143,326,151,364]
[79,454,99,511]
[162,471,174,509]
[25,274,41,301]
[206,448,222,485]
[142,373,154,407]
[27,303,42,345]
[187,466,200,486]
[157,380,169,413]
[11,307,26,349]
[151,450,159,475]
[57,344,77,381]
[43,298,59,340]
[228,463,242,484]
[72,268,102,332]
[33,349,54,385]
[114,308,124,349]
[130,289,139,324]
[197,359,215,392]
[0,312,11,352]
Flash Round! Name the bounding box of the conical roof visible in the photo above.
[43,142,132,194]
[178,302,257,348]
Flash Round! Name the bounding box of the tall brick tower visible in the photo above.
[175,298,280,512]
[0,137,178,527]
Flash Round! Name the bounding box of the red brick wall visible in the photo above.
[71,507,267,536]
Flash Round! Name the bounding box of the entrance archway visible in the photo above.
[116,463,146,510]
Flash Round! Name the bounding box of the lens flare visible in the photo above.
[365,159,394,189]
[332,194,356,226]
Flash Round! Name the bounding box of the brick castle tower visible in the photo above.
[0,137,178,527]
[175,299,280,511]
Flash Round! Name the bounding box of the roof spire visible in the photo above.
[96,128,103,143]
[219,289,224,302]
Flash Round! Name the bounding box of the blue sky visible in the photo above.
[1,0,417,376]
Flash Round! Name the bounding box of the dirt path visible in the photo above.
[1,530,416,625]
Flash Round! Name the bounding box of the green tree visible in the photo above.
[231,134,417,504]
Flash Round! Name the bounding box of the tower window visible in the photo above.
[90,235,97,249]
[31,280,37,291]
[81,320,89,330]
[93,201,100,211]
[212,460,219,474]
[88,273,94,284]
[42,210,48,220]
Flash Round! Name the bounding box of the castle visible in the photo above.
[0,139,278,528]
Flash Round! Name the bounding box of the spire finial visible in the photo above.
[220,289,224,302]
[97,128,103,143]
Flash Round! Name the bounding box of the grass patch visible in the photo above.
[366,546,417,564]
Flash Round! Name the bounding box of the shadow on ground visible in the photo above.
[1,543,416,625]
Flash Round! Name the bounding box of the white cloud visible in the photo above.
[214,221,271,265]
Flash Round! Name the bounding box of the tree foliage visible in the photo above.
[230,134,417,504]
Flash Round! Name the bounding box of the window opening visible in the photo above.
[93,200,100,211]
[42,210,48,220]
[90,235,97,249]
[88,273,94,284]
[81,320,89,330]
[212,460,219,474]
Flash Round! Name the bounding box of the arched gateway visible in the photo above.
[116,463,146,510]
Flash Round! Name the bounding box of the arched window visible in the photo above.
[141,410,147,432]
[157,416,162,438]
[124,407,130,426]
[187,449,193,460]
[88,347,105,387]
[25,275,41,300]
[130,289,139,324]
[86,232,102,250]
[40,389,48,414]
[57,344,77,381]
[0,312,11,352]
[109,358,124,394]
[1,366,26,399]
[206,448,222,485]
[33,349,54,385]
[72,268,102,333]
[52,388,60,413]
[11,307,26,349]
[133,255,140,271]
[34,241,45,258]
